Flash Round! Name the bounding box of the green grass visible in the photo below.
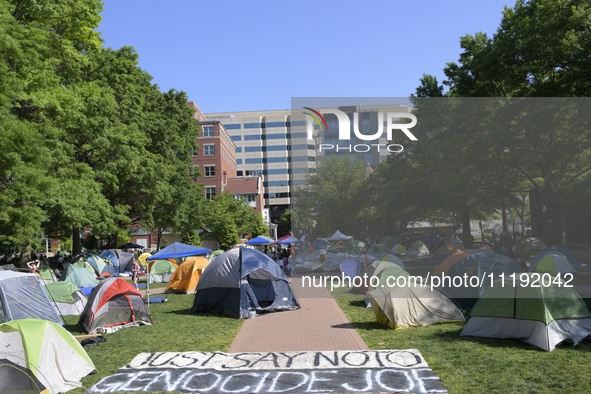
[66,293,243,392]
[332,287,591,393]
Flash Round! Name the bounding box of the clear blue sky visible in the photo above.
[98,0,511,113]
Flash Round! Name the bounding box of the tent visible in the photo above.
[73,261,96,274]
[514,237,546,256]
[0,318,95,393]
[443,251,525,309]
[211,249,225,258]
[530,253,576,276]
[368,243,391,258]
[391,244,407,256]
[460,273,591,351]
[312,238,330,250]
[165,256,209,293]
[0,271,62,325]
[447,236,465,250]
[100,249,136,273]
[37,266,57,282]
[339,259,359,279]
[193,248,300,318]
[327,230,353,241]
[138,252,151,266]
[532,246,582,270]
[147,242,210,261]
[61,263,99,289]
[431,250,469,276]
[368,282,465,329]
[381,236,403,248]
[406,241,430,257]
[377,255,406,269]
[118,242,145,249]
[44,282,87,316]
[276,234,299,245]
[148,259,179,283]
[246,236,275,245]
[421,234,446,253]
[79,278,152,334]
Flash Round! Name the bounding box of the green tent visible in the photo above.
[148,259,177,283]
[461,273,591,351]
[0,318,95,393]
[37,266,56,282]
[44,281,87,316]
[61,263,99,289]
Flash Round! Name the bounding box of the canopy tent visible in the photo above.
[245,236,275,245]
[193,248,300,318]
[118,242,145,249]
[147,242,210,261]
[461,273,591,351]
[0,318,95,393]
[326,230,353,241]
[276,235,299,244]
[0,271,62,325]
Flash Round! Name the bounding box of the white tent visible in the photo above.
[327,230,353,241]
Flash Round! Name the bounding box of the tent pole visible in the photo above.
[146,261,150,309]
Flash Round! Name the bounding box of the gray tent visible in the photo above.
[193,248,300,319]
[0,271,62,325]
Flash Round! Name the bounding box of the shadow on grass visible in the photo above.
[348,300,367,308]
[163,308,239,320]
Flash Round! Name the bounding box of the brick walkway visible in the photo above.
[229,277,368,352]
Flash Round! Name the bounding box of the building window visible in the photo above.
[205,187,216,200]
[204,165,215,177]
[203,125,214,137]
[204,144,215,156]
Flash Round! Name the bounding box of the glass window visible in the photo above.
[244,134,261,140]
[265,133,287,140]
[205,187,216,200]
[265,145,288,151]
[245,146,262,153]
[245,158,262,164]
[231,136,242,142]
[264,180,289,187]
[204,144,215,156]
[244,122,262,129]
[202,125,214,137]
[204,165,215,177]
[235,147,242,153]
[224,123,241,130]
[265,121,286,128]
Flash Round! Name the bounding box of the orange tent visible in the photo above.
[431,251,469,276]
[164,256,210,294]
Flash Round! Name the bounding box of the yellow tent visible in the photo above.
[164,256,210,294]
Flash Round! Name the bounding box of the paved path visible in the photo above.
[229,277,368,352]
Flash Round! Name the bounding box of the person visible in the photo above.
[131,260,141,289]
[27,259,40,275]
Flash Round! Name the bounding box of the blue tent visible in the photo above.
[146,242,210,261]
[245,236,274,245]
[532,246,582,270]
[193,248,300,319]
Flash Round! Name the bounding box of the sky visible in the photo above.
[98,0,512,114]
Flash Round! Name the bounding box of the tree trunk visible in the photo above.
[156,228,163,251]
[72,227,81,255]
[461,208,473,248]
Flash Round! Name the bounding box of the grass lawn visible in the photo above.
[332,287,591,393]
[65,291,243,392]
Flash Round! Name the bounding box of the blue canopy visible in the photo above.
[246,236,275,245]
[146,242,210,261]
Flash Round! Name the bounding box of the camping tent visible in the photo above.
[276,234,299,244]
[514,237,547,257]
[193,248,300,318]
[368,282,465,329]
[531,253,576,276]
[164,256,209,293]
[532,246,582,270]
[0,318,95,393]
[146,242,210,261]
[148,259,178,284]
[391,244,407,256]
[85,254,111,275]
[61,263,99,289]
[44,281,87,316]
[100,249,136,273]
[79,278,152,334]
[432,251,469,276]
[0,271,62,325]
[421,234,446,253]
[442,251,524,309]
[460,273,591,351]
[406,241,430,257]
[327,230,353,241]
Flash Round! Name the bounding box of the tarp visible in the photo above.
[0,318,95,393]
[0,271,62,326]
[193,248,300,318]
[461,273,591,351]
[147,242,211,261]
